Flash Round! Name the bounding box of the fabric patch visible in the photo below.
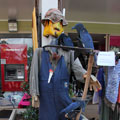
[64,82,68,88]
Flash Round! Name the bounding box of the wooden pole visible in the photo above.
[105,34,110,51]
[58,0,63,11]
[76,54,94,120]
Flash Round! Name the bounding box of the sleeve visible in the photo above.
[29,48,41,96]
[70,51,87,82]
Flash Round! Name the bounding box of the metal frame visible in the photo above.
[43,45,94,54]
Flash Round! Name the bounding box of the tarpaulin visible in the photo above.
[18,93,31,108]
[110,36,120,47]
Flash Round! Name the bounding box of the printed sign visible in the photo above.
[97,51,115,66]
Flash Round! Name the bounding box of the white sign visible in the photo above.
[97,51,115,66]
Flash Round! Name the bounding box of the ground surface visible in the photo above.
[84,103,99,120]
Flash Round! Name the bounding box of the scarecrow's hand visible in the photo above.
[83,74,102,92]
[32,95,40,108]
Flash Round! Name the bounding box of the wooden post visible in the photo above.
[76,53,94,120]
[58,0,63,11]
[105,34,110,51]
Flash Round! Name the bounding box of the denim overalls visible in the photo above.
[39,49,72,120]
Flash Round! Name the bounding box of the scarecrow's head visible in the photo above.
[42,8,68,38]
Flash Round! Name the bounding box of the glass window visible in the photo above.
[0,34,33,90]
[0,38,32,49]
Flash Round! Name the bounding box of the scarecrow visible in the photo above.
[30,8,101,120]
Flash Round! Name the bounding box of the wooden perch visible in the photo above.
[76,54,94,120]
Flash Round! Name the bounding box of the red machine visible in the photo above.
[0,44,28,91]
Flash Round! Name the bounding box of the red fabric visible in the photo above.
[117,85,120,103]
[110,36,120,47]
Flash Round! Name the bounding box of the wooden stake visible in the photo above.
[76,54,94,120]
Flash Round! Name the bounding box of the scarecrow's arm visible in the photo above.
[29,48,42,107]
[72,57,101,92]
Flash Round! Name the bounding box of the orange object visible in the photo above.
[32,7,38,51]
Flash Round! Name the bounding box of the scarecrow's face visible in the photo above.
[43,20,64,38]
